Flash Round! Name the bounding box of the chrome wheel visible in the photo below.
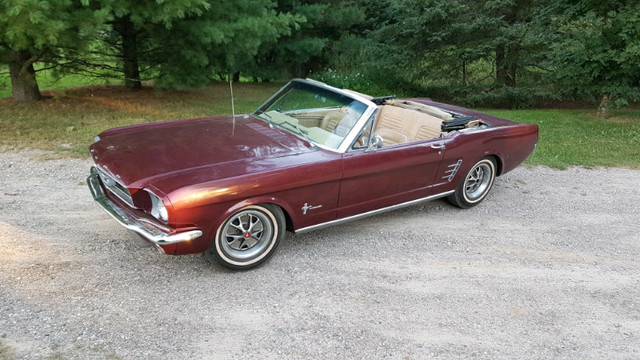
[447,157,496,209]
[463,161,494,202]
[206,204,285,270]
[221,209,273,260]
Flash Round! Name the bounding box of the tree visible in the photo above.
[545,0,640,116]
[488,0,526,87]
[58,0,212,89]
[358,0,549,88]
[150,0,299,88]
[248,0,365,80]
[0,0,109,101]
[103,0,211,89]
[61,0,298,89]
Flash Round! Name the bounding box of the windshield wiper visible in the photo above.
[280,121,316,148]
[254,109,274,128]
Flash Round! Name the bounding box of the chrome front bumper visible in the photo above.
[87,167,202,246]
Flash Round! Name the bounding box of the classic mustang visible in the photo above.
[87,79,538,269]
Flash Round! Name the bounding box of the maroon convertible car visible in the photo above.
[88,79,538,269]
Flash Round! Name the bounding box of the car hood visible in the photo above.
[90,115,313,191]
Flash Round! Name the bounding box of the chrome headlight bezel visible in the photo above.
[147,190,169,223]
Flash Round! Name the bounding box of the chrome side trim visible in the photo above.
[88,167,202,245]
[296,190,455,234]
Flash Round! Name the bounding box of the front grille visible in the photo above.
[95,167,136,208]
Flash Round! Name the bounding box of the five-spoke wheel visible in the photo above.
[447,157,496,208]
[205,204,285,270]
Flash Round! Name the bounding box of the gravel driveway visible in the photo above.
[1,150,639,360]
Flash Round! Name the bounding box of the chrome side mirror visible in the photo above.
[366,135,384,152]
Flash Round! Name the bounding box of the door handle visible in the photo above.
[430,143,446,150]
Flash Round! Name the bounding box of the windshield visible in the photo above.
[254,81,368,150]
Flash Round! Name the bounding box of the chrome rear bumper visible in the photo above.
[87,167,202,246]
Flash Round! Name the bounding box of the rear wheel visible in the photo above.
[447,157,496,209]
[204,204,284,270]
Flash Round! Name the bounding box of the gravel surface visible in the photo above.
[0,149,639,360]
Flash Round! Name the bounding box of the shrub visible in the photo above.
[459,86,561,109]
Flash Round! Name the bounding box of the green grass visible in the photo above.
[483,108,640,169]
[1,77,639,169]
[0,67,109,99]
[0,82,284,156]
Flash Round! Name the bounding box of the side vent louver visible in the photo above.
[443,160,463,181]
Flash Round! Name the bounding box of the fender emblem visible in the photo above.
[301,203,322,215]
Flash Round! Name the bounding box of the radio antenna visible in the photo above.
[229,79,236,136]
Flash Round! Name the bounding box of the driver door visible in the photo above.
[337,137,448,218]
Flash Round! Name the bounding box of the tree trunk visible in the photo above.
[8,50,42,102]
[597,94,610,118]
[115,16,142,89]
[496,45,506,86]
[505,44,518,87]
[294,62,303,78]
[461,58,467,86]
[505,63,517,87]
[232,72,240,83]
[497,3,518,87]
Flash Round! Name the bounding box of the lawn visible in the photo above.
[484,108,640,169]
[0,67,109,99]
[0,81,284,157]
[0,79,639,169]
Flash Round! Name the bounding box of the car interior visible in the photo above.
[271,86,488,150]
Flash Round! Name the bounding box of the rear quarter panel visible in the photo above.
[431,123,538,195]
[409,97,538,174]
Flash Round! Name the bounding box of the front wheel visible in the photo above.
[204,204,285,270]
[447,157,496,209]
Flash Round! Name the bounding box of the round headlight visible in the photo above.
[149,192,169,223]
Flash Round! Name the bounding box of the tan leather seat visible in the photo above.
[321,107,359,137]
[374,105,443,145]
[320,108,348,132]
[375,128,409,145]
